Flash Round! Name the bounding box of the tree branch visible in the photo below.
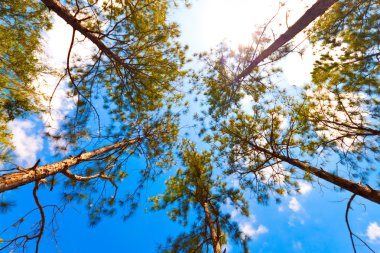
[32,181,45,253]
[345,193,375,253]
[234,0,338,83]
[41,0,135,72]
[225,128,380,204]
[0,137,141,193]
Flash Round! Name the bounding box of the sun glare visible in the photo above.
[199,0,278,48]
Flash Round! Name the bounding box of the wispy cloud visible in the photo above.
[37,14,96,153]
[305,87,368,151]
[298,181,312,195]
[288,197,301,212]
[8,14,96,162]
[367,222,380,242]
[222,202,267,241]
[240,223,268,239]
[8,120,43,167]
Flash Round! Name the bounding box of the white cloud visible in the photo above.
[288,215,305,227]
[305,88,368,151]
[278,206,285,212]
[43,15,96,67]
[367,222,380,242]
[283,43,315,87]
[37,17,75,153]
[288,197,301,212]
[240,223,268,239]
[233,213,256,224]
[260,163,288,185]
[230,209,239,219]
[224,203,266,241]
[298,181,312,195]
[8,120,43,167]
[6,16,79,166]
[35,14,97,153]
[43,16,71,67]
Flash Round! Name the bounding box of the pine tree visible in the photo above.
[0,0,52,156]
[200,0,380,204]
[151,140,250,253]
[0,0,188,250]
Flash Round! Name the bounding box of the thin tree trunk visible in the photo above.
[235,0,338,82]
[248,141,380,204]
[41,0,132,70]
[202,202,221,253]
[0,138,140,193]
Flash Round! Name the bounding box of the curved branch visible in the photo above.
[33,181,45,253]
[345,194,375,253]
[62,168,114,182]
[66,28,101,134]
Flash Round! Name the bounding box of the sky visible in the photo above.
[1,0,380,252]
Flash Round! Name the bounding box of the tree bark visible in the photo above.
[248,141,380,204]
[235,0,338,82]
[0,138,140,193]
[41,0,132,70]
[202,202,221,253]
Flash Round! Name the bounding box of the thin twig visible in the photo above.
[33,181,45,253]
[345,193,375,253]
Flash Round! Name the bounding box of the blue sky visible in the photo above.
[1,0,380,252]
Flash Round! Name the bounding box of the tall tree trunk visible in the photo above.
[0,138,140,193]
[235,0,338,82]
[202,202,221,253]
[247,141,380,204]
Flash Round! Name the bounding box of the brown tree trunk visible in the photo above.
[248,141,380,204]
[0,138,140,193]
[202,202,221,253]
[41,0,132,70]
[235,0,338,82]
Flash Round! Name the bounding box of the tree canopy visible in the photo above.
[151,140,249,253]
[0,0,379,252]
[0,0,51,156]
[200,0,380,204]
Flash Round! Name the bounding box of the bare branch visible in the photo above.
[345,194,375,253]
[32,181,45,253]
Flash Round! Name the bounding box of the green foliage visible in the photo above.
[60,112,181,226]
[197,34,284,119]
[0,1,190,247]
[0,0,51,153]
[61,0,189,146]
[151,140,249,252]
[205,91,301,204]
[198,0,380,206]
[2,0,380,251]
[296,0,380,181]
